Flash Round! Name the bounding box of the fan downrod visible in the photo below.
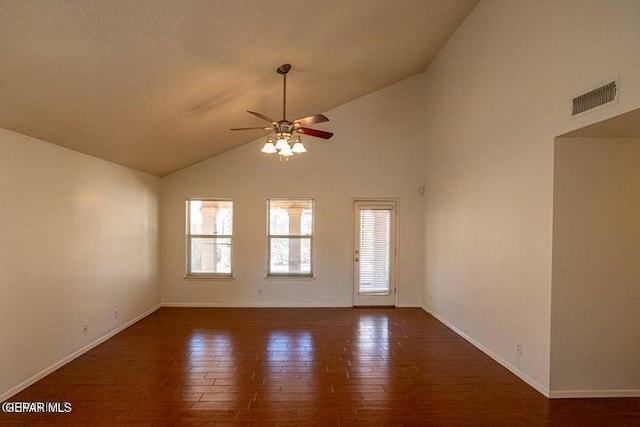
[276,63,291,75]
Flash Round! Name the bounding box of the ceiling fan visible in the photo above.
[230,63,333,156]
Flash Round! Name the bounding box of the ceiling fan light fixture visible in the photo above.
[231,63,333,159]
[291,141,306,153]
[261,141,277,153]
[275,133,290,150]
[279,145,294,156]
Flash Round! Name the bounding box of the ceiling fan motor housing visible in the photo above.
[277,64,291,75]
[276,121,293,133]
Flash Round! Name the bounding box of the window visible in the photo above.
[186,199,233,277]
[267,199,313,276]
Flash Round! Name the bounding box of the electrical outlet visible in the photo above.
[114,308,119,319]
[83,324,88,335]
[516,343,523,355]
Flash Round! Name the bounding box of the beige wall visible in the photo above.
[160,75,425,307]
[419,0,640,395]
[551,137,640,396]
[0,128,160,400]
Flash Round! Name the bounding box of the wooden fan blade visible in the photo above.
[247,110,276,123]
[230,126,273,131]
[296,127,334,139]
[293,114,329,126]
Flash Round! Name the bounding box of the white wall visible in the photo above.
[160,75,425,307]
[551,137,640,396]
[419,0,640,394]
[0,128,160,400]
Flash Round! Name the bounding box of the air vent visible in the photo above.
[572,81,617,116]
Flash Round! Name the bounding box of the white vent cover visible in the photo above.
[572,80,618,116]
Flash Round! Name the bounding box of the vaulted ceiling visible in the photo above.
[0,0,477,176]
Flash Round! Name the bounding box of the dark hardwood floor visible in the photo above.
[1,307,638,426]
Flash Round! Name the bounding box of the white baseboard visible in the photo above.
[0,304,161,403]
[423,307,550,398]
[161,302,352,308]
[162,303,421,308]
[549,389,640,398]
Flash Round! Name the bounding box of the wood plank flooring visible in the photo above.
[1,307,639,426]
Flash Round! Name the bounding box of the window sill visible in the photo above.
[183,275,235,281]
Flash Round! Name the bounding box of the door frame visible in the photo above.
[352,198,399,307]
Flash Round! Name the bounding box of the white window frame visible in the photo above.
[267,198,314,277]
[185,198,233,278]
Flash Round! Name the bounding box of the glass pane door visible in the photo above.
[353,201,397,306]
[358,209,391,294]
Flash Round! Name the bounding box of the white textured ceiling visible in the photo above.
[0,0,477,176]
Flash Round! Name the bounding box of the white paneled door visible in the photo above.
[353,200,397,306]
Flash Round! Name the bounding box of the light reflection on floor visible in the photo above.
[356,314,390,404]
[263,330,317,402]
[186,331,240,409]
